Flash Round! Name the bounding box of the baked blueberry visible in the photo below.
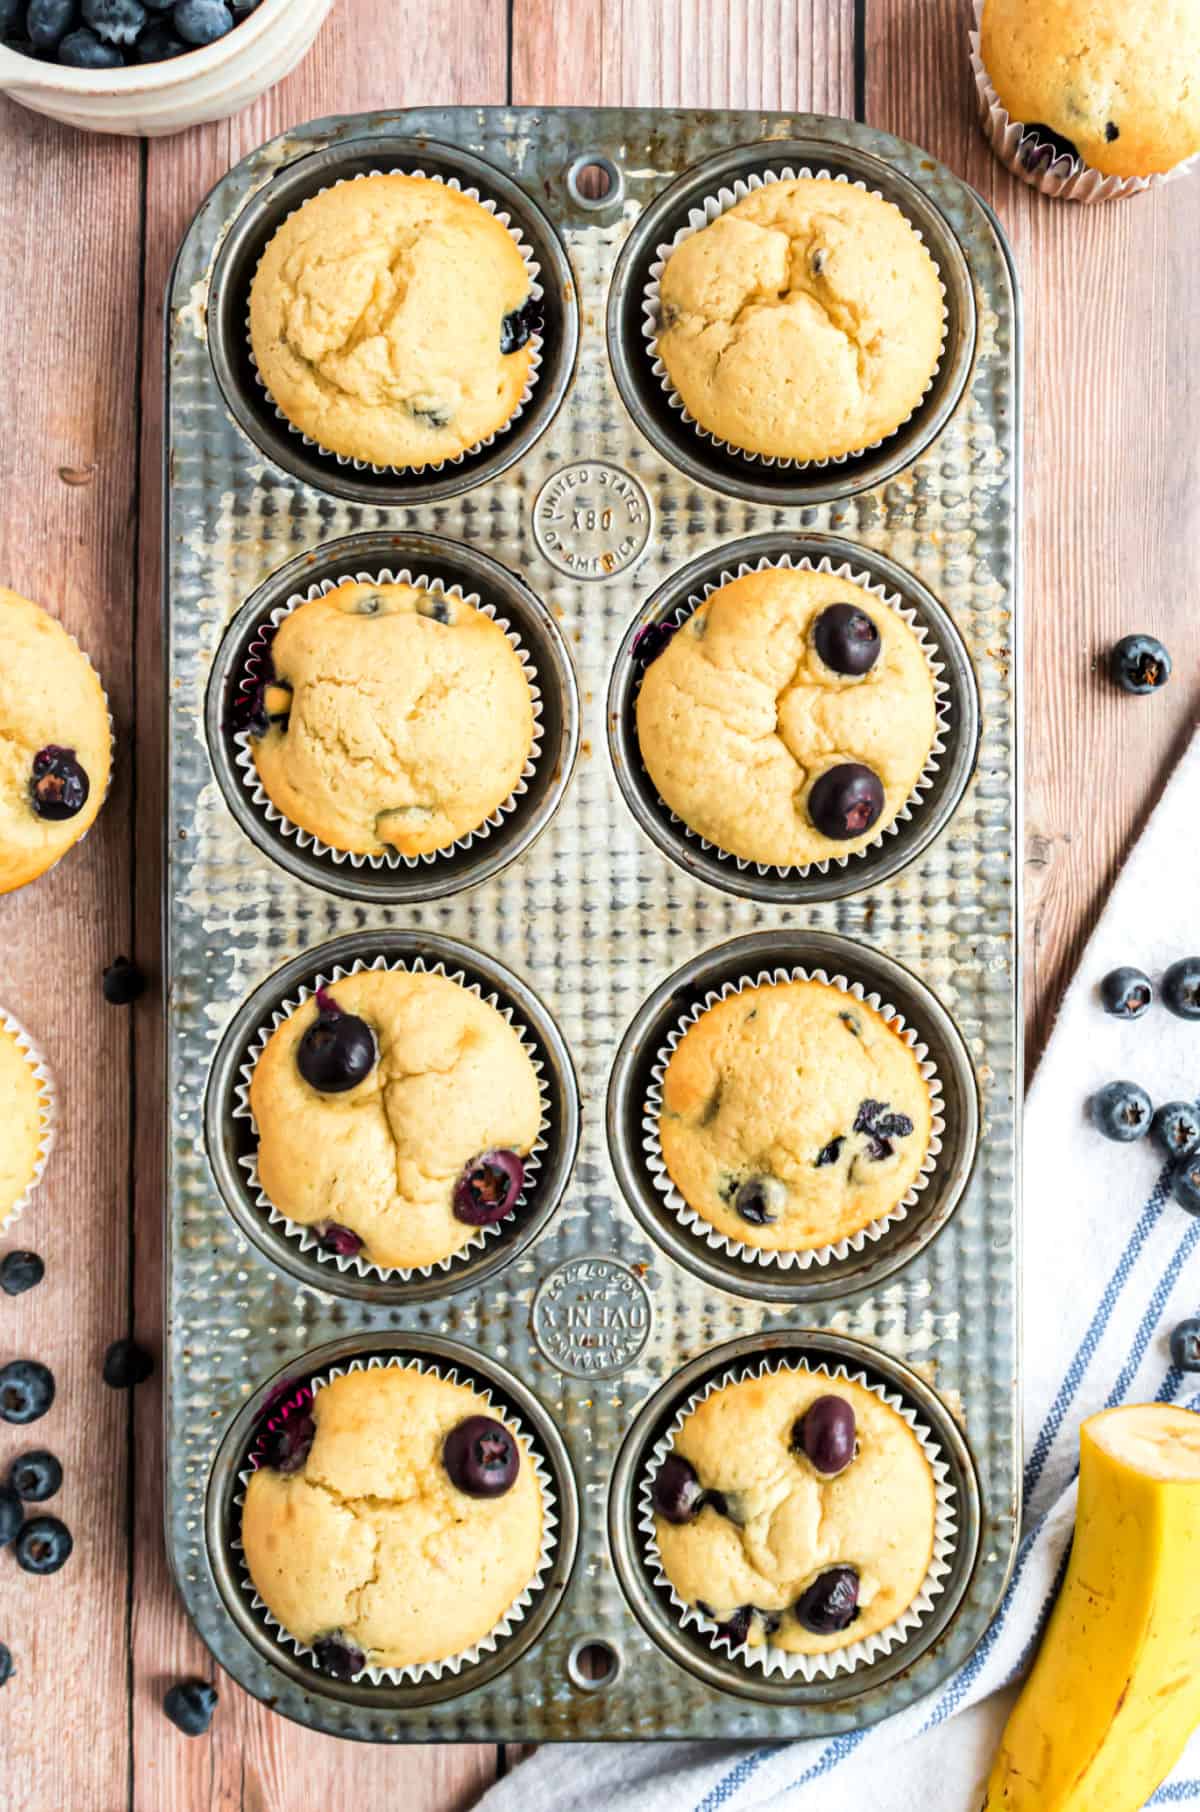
[709,1605,752,1648]
[0,1487,22,1549]
[313,1221,363,1259]
[1171,1157,1200,1217]
[0,1250,44,1296]
[312,1634,365,1680]
[15,1515,72,1574]
[0,1643,12,1688]
[442,1414,520,1498]
[854,1098,914,1159]
[814,1136,843,1168]
[103,1339,153,1388]
[172,0,232,41]
[1090,1080,1152,1143]
[795,1564,860,1634]
[1170,1318,1200,1371]
[1018,122,1080,170]
[7,1450,62,1502]
[163,1680,218,1736]
[1162,958,1200,1021]
[0,1360,55,1425]
[633,618,679,666]
[27,0,76,46]
[652,1454,704,1525]
[57,25,122,61]
[134,20,186,55]
[1110,634,1171,696]
[1153,1102,1200,1161]
[499,296,541,355]
[102,956,146,1005]
[452,1149,525,1226]
[296,989,376,1093]
[807,763,885,840]
[812,603,881,677]
[82,0,145,40]
[796,1395,856,1477]
[257,1411,315,1474]
[733,1174,785,1226]
[415,594,454,625]
[30,746,89,820]
[1099,965,1153,1019]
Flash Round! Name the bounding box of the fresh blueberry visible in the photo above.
[8,1450,62,1502]
[296,989,376,1093]
[102,1339,153,1388]
[1162,958,1200,1021]
[133,21,186,56]
[452,1149,525,1226]
[443,1415,520,1498]
[102,956,146,1005]
[57,24,123,61]
[1090,1080,1152,1143]
[1172,1156,1200,1216]
[27,0,76,46]
[652,1454,704,1524]
[499,296,541,355]
[163,1680,218,1735]
[0,1488,23,1548]
[172,0,232,42]
[1170,1317,1200,1371]
[0,0,24,33]
[1110,634,1171,696]
[15,1515,72,1574]
[0,1251,44,1296]
[1018,122,1080,171]
[30,746,90,819]
[0,1361,55,1425]
[795,1564,860,1634]
[82,0,144,40]
[312,1634,365,1680]
[733,1175,785,1226]
[313,1220,363,1259]
[142,0,176,9]
[0,1643,12,1687]
[796,1396,856,1477]
[812,603,881,677]
[807,763,885,840]
[1153,1102,1200,1161]
[1099,965,1153,1019]
[257,1411,314,1474]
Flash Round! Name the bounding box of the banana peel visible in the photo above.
[985,1403,1200,1811]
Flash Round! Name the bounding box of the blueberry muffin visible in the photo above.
[0,1017,52,1230]
[659,977,932,1254]
[981,0,1200,178]
[655,179,943,462]
[249,173,539,469]
[0,589,110,894]
[652,1367,937,1656]
[242,1366,545,1675]
[248,969,542,1271]
[247,581,534,858]
[636,567,938,869]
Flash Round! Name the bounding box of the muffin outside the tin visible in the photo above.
[654,177,944,463]
[249,172,539,470]
[0,1014,55,1232]
[247,579,534,858]
[635,566,938,870]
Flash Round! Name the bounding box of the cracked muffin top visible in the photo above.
[981,0,1200,178]
[0,1019,49,1228]
[635,567,938,869]
[247,580,534,858]
[249,172,538,469]
[248,969,543,1271]
[658,977,932,1254]
[655,178,944,462]
[651,1367,937,1656]
[242,1366,545,1674]
[0,588,110,896]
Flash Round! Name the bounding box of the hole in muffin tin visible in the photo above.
[566,1636,622,1691]
[205,1333,580,1713]
[206,135,580,506]
[205,530,580,905]
[608,1330,982,1705]
[566,153,623,211]
[606,929,980,1305]
[204,930,581,1305]
[605,137,977,506]
[607,531,980,905]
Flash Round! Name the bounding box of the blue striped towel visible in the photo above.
[481,733,1200,1812]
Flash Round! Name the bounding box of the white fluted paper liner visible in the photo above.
[232,953,550,1283]
[969,0,1200,202]
[233,1353,559,1686]
[0,1008,57,1234]
[644,964,944,1272]
[643,165,949,469]
[639,1356,958,1680]
[637,554,950,879]
[232,566,543,870]
[247,167,544,475]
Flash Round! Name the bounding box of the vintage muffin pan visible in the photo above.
[166,108,1020,1742]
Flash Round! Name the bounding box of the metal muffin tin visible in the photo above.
[165,107,1021,1744]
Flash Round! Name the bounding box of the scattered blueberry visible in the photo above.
[312,1633,365,1680]
[1170,1317,1200,1371]
[1153,1102,1200,1161]
[452,1149,525,1226]
[1099,965,1153,1020]
[0,1251,44,1296]
[8,1450,62,1503]
[133,19,184,54]
[1172,1156,1200,1217]
[807,763,885,840]
[102,956,146,1005]
[1090,1080,1152,1143]
[1018,122,1080,171]
[257,1410,315,1474]
[83,0,145,41]
[796,1396,856,1477]
[0,1643,11,1688]
[499,296,541,356]
[812,603,881,677]
[0,0,23,32]
[0,1487,23,1549]
[15,1515,73,1575]
[57,25,123,61]
[30,747,89,820]
[27,0,77,47]
[163,1679,218,1736]
[102,1339,153,1388]
[0,1361,55,1425]
[652,1454,704,1524]
[1110,634,1171,696]
[313,1221,363,1259]
[172,0,232,42]
[1162,958,1200,1021]
[794,1565,860,1635]
[296,990,376,1093]
[442,1415,520,1498]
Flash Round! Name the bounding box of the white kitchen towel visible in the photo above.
[480,728,1200,1812]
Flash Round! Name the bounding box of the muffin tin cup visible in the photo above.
[206,532,580,904]
[643,963,945,1272]
[205,930,580,1304]
[232,565,545,872]
[607,138,976,507]
[639,1356,958,1681]
[608,531,978,905]
[969,0,1200,203]
[608,930,979,1305]
[206,1332,579,1712]
[0,1007,57,1234]
[208,136,579,506]
[641,164,948,472]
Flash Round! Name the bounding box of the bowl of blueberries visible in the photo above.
[0,0,332,134]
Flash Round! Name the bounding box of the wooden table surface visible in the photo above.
[2,1,1197,1806]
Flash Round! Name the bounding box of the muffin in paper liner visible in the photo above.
[642,963,944,1272]
[638,1355,958,1680]
[232,953,550,1283]
[232,1353,559,1687]
[247,167,544,476]
[231,566,544,870]
[633,553,951,880]
[642,166,949,471]
[0,1007,57,1234]
[969,0,1200,202]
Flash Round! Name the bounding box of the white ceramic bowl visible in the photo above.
[0,0,333,135]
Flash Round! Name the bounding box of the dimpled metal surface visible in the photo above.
[166,107,1020,1741]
